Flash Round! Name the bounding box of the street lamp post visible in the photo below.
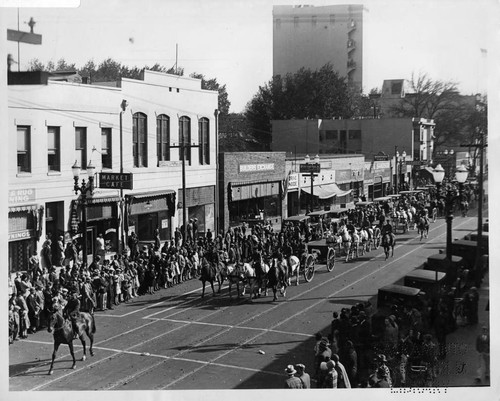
[400,151,406,191]
[432,163,468,285]
[302,154,320,213]
[72,160,96,268]
[394,146,398,194]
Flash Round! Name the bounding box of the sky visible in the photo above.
[1,0,498,112]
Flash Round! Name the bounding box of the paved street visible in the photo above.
[9,213,486,391]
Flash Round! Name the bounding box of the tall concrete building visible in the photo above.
[273,4,364,88]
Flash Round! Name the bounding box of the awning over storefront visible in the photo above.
[128,189,176,201]
[8,204,38,213]
[87,195,121,204]
[301,183,352,199]
[126,189,176,215]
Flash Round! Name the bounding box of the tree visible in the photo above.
[244,64,353,150]
[389,72,463,119]
[190,72,231,116]
[389,72,480,152]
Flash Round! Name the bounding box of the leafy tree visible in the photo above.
[190,72,230,116]
[244,64,352,150]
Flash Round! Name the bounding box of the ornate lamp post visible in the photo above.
[303,154,320,213]
[432,163,468,264]
[72,160,96,268]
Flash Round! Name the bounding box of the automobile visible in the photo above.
[451,239,487,270]
[424,253,465,289]
[282,215,310,230]
[403,269,447,296]
[464,232,489,253]
[307,208,350,227]
[376,284,424,309]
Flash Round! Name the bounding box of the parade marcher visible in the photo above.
[295,364,311,389]
[81,276,96,314]
[284,365,303,389]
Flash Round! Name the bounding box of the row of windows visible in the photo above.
[16,114,211,173]
[319,129,361,142]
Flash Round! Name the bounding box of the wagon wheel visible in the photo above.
[303,254,315,282]
[326,247,335,272]
[375,235,381,249]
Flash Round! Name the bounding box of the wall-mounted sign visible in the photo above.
[161,219,169,229]
[159,160,182,168]
[374,152,389,161]
[8,229,35,241]
[9,188,36,204]
[299,163,321,174]
[239,163,275,173]
[99,173,133,189]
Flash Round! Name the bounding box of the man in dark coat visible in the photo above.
[63,291,81,339]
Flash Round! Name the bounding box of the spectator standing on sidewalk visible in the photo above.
[295,364,310,388]
[475,325,490,383]
[284,365,303,389]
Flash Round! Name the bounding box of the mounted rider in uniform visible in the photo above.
[63,291,81,339]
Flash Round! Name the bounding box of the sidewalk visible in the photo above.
[433,271,490,387]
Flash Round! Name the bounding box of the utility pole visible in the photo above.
[119,99,128,253]
[170,139,200,241]
[461,134,487,280]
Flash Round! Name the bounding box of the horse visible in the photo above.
[358,227,370,254]
[417,216,429,241]
[338,225,352,262]
[240,260,269,301]
[350,230,362,259]
[47,309,96,375]
[286,255,301,286]
[267,258,288,302]
[382,232,396,260]
[199,256,222,297]
[220,262,245,300]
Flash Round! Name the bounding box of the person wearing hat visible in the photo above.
[315,337,332,380]
[26,287,41,334]
[322,360,338,388]
[372,367,390,388]
[295,364,310,389]
[375,354,392,386]
[284,364,303,389]
[63,290,81,339]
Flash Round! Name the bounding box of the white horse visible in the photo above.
[220,263,245,300]
[286,255,301,286]
[338,226,352,262]
[358,227,370,254]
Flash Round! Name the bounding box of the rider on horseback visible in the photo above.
[381,221,395,246]
[63,291,81,339]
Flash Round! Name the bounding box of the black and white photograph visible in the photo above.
[2,0,497,399]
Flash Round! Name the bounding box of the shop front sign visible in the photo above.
[9,188,36,204]
[99,173,133,189]
[239,163,275,173]
[8,229,35,241]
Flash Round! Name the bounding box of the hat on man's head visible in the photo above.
[295,363,305,370]
[326,360,336,370]
[284,365,296,375]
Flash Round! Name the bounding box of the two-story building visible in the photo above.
[8,69,218,274]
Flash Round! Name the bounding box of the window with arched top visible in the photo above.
[133,112,148,167]
[157,114,170,164]
[179,116,191,165]
[198,117,210,165]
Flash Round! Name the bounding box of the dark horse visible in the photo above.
[418,216,430,241]
[267,257,289,302]
[382,233,396,260]
[47,309,96,375]
[199,256,222,298]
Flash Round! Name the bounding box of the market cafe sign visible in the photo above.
[239,163,275,173]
